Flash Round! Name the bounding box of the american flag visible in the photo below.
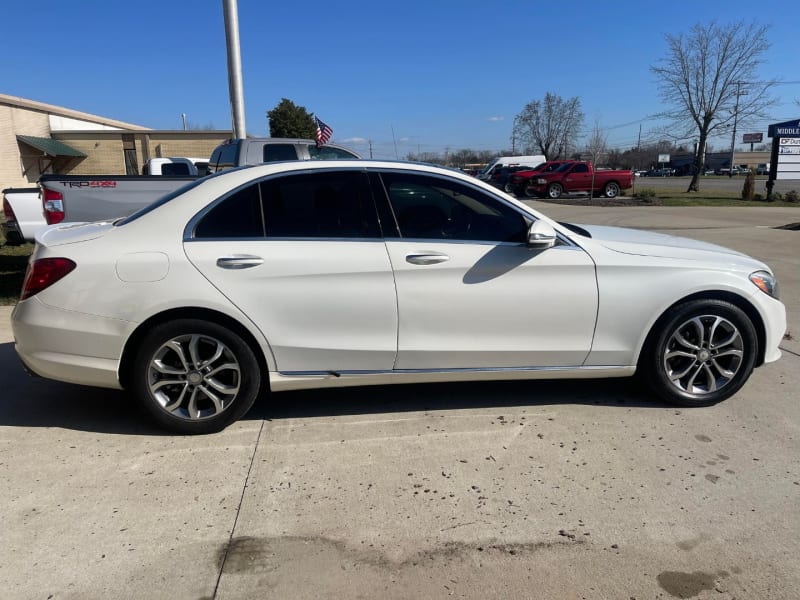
[315,116,333,148]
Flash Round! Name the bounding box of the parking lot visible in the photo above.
[1,204,798,599]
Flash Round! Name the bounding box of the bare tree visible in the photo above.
[651,21,775,192]
[513,93,584,159]
[585,122,608,197]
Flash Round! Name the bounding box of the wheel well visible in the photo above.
[639,291,767,368]
[118,307,271,391]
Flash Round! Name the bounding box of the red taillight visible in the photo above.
[20,258,76,301]
[3,197,16,222]
[43,189,64,224]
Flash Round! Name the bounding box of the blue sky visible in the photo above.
[4,0,799,159]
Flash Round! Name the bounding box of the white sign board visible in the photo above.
[658,154,670,163]
[777,138,800,180]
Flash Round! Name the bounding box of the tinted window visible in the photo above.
[263,144,298,162]
[308,146,359,160]
[195,184,264,238]
[380,173,527,243]
[572,164,589,173]
[210,143,238,172]
[161,162,192,176]
[262,171,379,238]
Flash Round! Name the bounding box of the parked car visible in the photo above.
[142,157,209,177]
[489,165,534,192]
[477,155,546,181]
[508,160,575,197]
[525,161,634,199]
[12,161,785,433]
[756,163,770,175]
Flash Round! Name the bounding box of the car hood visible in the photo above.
[574,224,768,270]
[36,221,115,247]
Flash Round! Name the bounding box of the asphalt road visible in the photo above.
[1,205,798,599]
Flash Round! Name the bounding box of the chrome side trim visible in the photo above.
[269,365,636,392]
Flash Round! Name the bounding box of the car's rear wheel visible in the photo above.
[547,183,563,199]
[641,300,757,407]
[603,182,620,198]
[132,319,261,434]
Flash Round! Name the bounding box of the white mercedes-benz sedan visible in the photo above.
[12,161,786,433]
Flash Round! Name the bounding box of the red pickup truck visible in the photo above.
[508,160,574,197]
[525,161,633,199]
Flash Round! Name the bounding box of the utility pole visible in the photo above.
[728,81,747,178]
[368,140,373,159]
[223,0,246,139]
[181,113,187,131]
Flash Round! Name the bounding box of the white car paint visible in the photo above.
[11,160,786,428]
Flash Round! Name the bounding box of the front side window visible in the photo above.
[380,173,528,243]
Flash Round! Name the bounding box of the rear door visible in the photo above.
[183,169,398,373]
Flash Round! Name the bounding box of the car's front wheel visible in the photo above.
[547,183,563,199]
[132,319,261,434]
[641,300,757,407]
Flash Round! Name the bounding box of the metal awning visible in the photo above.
[17,135,86,157]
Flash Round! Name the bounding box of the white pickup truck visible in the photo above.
[2,188,46,245]
[2,158,208,243]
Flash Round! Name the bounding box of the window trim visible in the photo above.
[184,167,383,242]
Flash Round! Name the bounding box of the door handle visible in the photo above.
[216,255,264,269]
[406,253,450,265]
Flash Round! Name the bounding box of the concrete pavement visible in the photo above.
[1,205,798,599]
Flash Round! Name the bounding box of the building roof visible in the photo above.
[17,135,86,158]
[0,92,150,131]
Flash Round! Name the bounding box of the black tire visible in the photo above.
[503,182,514,194]
[132,319,261,434]
[603,181,620,198]
[546,183,563,199]
[524,184,538,198]
[640,300,757,407]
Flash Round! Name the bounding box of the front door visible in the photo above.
[376,171,598,370]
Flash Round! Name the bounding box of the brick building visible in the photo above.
[1,93,230,191]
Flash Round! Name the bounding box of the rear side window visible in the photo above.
[262,171,379,238]
[191,171,380,240]
[263,144,298,162]
[194,184,264,238]
[308,146,359,160]
[210,144,238,173]
[161,162,192,176]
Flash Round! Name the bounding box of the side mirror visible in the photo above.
[527,220,557,249]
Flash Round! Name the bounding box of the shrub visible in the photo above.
[637,188,657,201]
[785,190,799,203]
[741,170,755,201]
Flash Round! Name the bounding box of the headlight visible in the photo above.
[536,178,547,184]
[750,270,779,299]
